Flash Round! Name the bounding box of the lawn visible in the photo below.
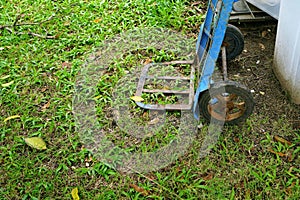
[0,0,299,199]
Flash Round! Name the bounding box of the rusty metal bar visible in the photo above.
[241,0,255,19]
[221,46,228,81]
[135,63,152,97]
[145,76,190,80]
[142,89,190,94]
[188,64,195,105]
[161,60,194,65]
[135,102,192,110]
[135,60,195,110]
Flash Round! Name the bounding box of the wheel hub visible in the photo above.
[208,93,246,122]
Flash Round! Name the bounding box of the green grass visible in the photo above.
[1,0,299,199]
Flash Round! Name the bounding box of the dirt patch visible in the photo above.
[228,21,300,129]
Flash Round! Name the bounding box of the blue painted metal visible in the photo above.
[193,0,235,120]
[196,0,217,61]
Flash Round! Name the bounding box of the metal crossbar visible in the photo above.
[135,60,195,110]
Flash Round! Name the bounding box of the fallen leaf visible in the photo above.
[130,96,144,102]
[191,1,202,6]
[129,184,148,196]
[62,61,72,68]
[0,75,10,80]
[71,187,80,200]
[93,18,102,23]
[142,111,149,119]
[288,166,294,173]
[258,43,265,50]
[64,21,71,26]
[41,86,48,92]
[287,151,293,162]
[24,137,47,150]
[93,95,101,100]
[148,117,160,125]
[262,30,268,38]
[4,115,20,122]
[41,101,51,112]
[85,156,93,162]
[1,81,14,87]
[285,182,296,195]
[143,58,152,65]
[233,137,240,143]
[268,148,287,157]
[274,135,292,146]
[162,85,170,90]
[203,173,214,181]
[53,33,61,39]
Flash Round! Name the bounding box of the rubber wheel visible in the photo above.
[199,81,254,125]
[222,24,244,60]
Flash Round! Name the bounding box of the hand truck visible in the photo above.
[133,0,254,125]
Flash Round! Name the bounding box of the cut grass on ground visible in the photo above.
[0,0,299,199]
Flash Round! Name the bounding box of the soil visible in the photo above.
[227,21,300,130]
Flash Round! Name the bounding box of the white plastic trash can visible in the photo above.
[273,0,300,104]
[246,0,281,19]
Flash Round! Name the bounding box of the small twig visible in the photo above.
[194,6,203,14]
[0,13,57,39]
[1,13,55,29]
[28,32,56,39]
[14,13,55,27]
[191,1,202,6]
[15,31,57,39]
[4,27,13,33]
[13,14,23,27]
[0,24,12,29]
